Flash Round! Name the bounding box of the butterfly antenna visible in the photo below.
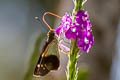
[42,12,62,30]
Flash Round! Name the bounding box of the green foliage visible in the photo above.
[76,67,88,80]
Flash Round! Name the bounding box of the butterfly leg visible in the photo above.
[58,38,70,54]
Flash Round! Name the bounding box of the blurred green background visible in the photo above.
[0,0,120,80]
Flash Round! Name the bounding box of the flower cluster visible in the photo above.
[55,10,94,53]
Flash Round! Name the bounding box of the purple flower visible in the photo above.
[55,10,94,53]
[77,30,94,53]
[55,12,72,35]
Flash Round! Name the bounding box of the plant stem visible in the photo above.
[72,0,83,15]
[67,39,79,80]
[67,0,85,80]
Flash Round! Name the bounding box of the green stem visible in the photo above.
[72,0,83,15]
[67,0,86,80]
[67,39,79,80]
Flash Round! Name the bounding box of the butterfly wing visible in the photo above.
[33,31,60,77]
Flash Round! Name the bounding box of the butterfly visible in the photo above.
[33,12,62,77]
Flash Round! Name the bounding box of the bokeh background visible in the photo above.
[0,0,120,80]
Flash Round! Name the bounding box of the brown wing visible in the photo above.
[33,30,60,77]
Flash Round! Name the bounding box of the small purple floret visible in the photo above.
[55,10,94,53]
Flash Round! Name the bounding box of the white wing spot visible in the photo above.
[37,64,40,67]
